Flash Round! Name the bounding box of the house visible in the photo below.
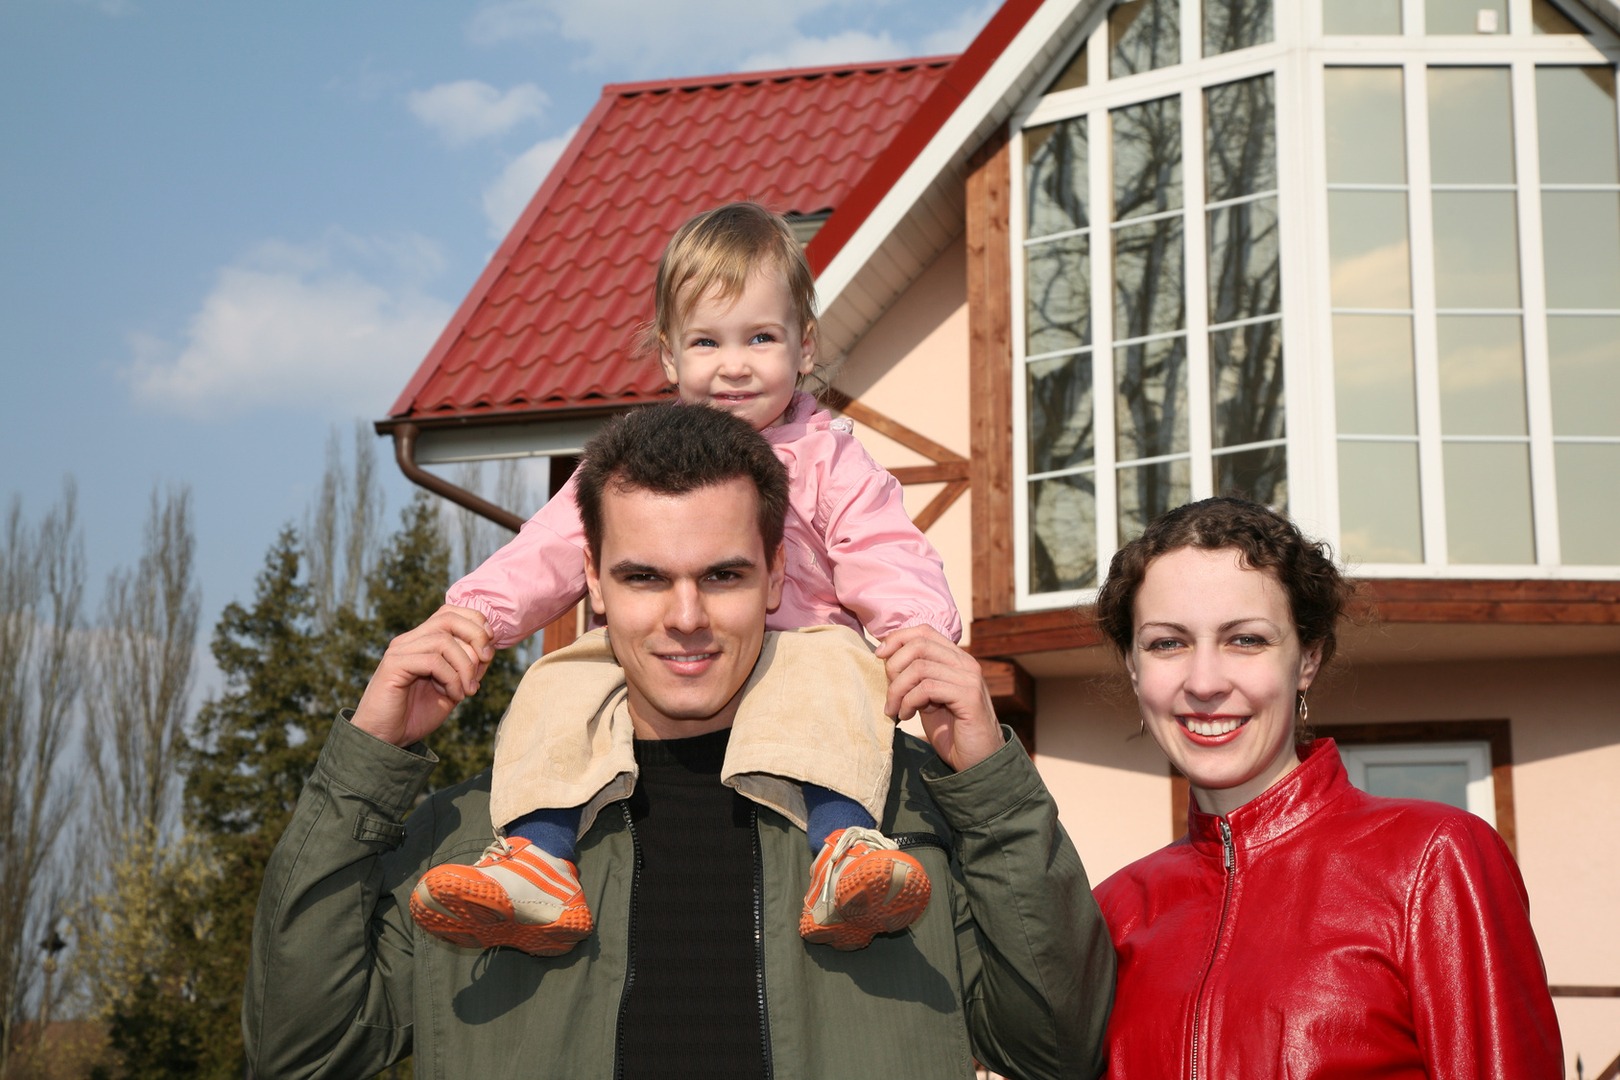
[380,1,1620,1071]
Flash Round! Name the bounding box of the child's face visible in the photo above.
[661,267,816,431]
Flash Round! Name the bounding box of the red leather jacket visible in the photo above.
[1094,740,1562,1079]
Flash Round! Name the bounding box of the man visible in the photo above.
[244,404,1114,1079]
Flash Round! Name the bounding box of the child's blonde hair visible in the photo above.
[639,202,822,378]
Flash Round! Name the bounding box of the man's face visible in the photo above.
[585,476,784,740]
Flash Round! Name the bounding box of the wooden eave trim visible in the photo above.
[965,129,1015,619]
[970,578,1620,659]
[1351,578,1620,625]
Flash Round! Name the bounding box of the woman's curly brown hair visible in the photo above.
[1093,497,1355,670]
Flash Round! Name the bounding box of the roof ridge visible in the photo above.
[602,54,957,97]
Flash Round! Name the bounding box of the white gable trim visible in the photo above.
[816,0,1109,361]
[815,0,1620,363]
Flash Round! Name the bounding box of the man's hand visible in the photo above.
[351,604,493,748]
[875,626,1005,773]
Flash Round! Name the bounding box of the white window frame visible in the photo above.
[1011,0,1304,611]
[1009,0,1620,614]
[1302,0,1620,579]
[1340,740,1498,825]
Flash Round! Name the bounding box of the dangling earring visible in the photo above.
[1296,692,1309,727]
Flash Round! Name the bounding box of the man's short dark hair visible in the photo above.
[575,404,790,564]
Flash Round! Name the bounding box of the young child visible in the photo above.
[409,201,963,956]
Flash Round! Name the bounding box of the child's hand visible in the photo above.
[351,606,494,748]
[875,626,1005,773]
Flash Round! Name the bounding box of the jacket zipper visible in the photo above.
[752,807,775,1079]
[612,804,643,1080]
[1190,819,1237,1080]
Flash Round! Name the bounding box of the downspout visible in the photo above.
[389,422,525,533]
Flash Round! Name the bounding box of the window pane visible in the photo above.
[1324,68,1407,184]
[1334,315,1417,434]
[1536,67,1619,184]
[1429,68,1515,185]
[1532,0,1584,33]
[1209,197,1281,324]
[1212,321,1285,447]
[1432,192,1521,309]
[1215,444,1288,508]
[1548,316,1620,437]
[1444,442,1535,563]
[1118,459,1191,545]
[1026,118,1089,238]
[1427,0,1508,33]
[1323,0,1402,34]
[1111,0,1180,79]
[1114,96,1184,221]
[1206,75,1277,202]
[1329,191,1413,308]
[1339,441,1424,562]
[1542,191,1620,309]
[1044,38,1089,94]
[1437,316,1528,436]
[1114,217,1187,339]
[1117,337,1191,461]
[1030,474,1097,591]
[1556,443,1620,565]
[1205,0,1273,58]
[1362,762,1471,808]
[1027,353,1095,473]
[1026,235,1092,355]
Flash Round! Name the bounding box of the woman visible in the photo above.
[1091,496,1562,1079]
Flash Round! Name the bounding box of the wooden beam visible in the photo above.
[969,608,1105,659]
[972,579,1620,659]
[818,392,970,535]
[1356,578,1620,625]
[980,656,1036,755]
[966,128,1015,619]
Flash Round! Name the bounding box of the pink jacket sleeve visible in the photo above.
[444,473,589,651]
[1406,814,1563,1080]
[812,431,963,643]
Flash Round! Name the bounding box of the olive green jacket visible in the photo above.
[244,718,1114,1079]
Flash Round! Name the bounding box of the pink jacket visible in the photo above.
[447,393,962,649]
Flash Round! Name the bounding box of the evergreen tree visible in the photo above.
[96,494,528,1078]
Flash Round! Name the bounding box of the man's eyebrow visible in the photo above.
[704,557,757,575]
[605,556,757,577]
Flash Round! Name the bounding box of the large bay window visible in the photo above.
[1012,0,1619,608]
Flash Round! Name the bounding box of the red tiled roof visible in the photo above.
[387,57,955,424]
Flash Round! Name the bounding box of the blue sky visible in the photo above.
[0,0,995,676]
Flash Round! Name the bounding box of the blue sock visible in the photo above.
[803,785,876,855]
[508,807,582,864]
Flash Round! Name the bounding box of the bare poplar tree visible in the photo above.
[83,485,201,844]
[0,484,85,1080]
[447,458,532,580]
[304,424,381,630]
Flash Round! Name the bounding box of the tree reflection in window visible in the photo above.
[1206,74,1286,508]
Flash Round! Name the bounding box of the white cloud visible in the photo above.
[124,232,453,421]
[482,128,577,239]
[740,30,903,73]
[408,80,549,146]
[465,0,927,77]
[917,0,998,55]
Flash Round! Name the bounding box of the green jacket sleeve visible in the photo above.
[922,732,1116,1080]
[243,715,438,1079]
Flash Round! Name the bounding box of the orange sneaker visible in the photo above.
[410,837,593,957]
[798,827,931,951]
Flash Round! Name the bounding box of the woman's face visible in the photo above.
[1126,546,1322,818]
